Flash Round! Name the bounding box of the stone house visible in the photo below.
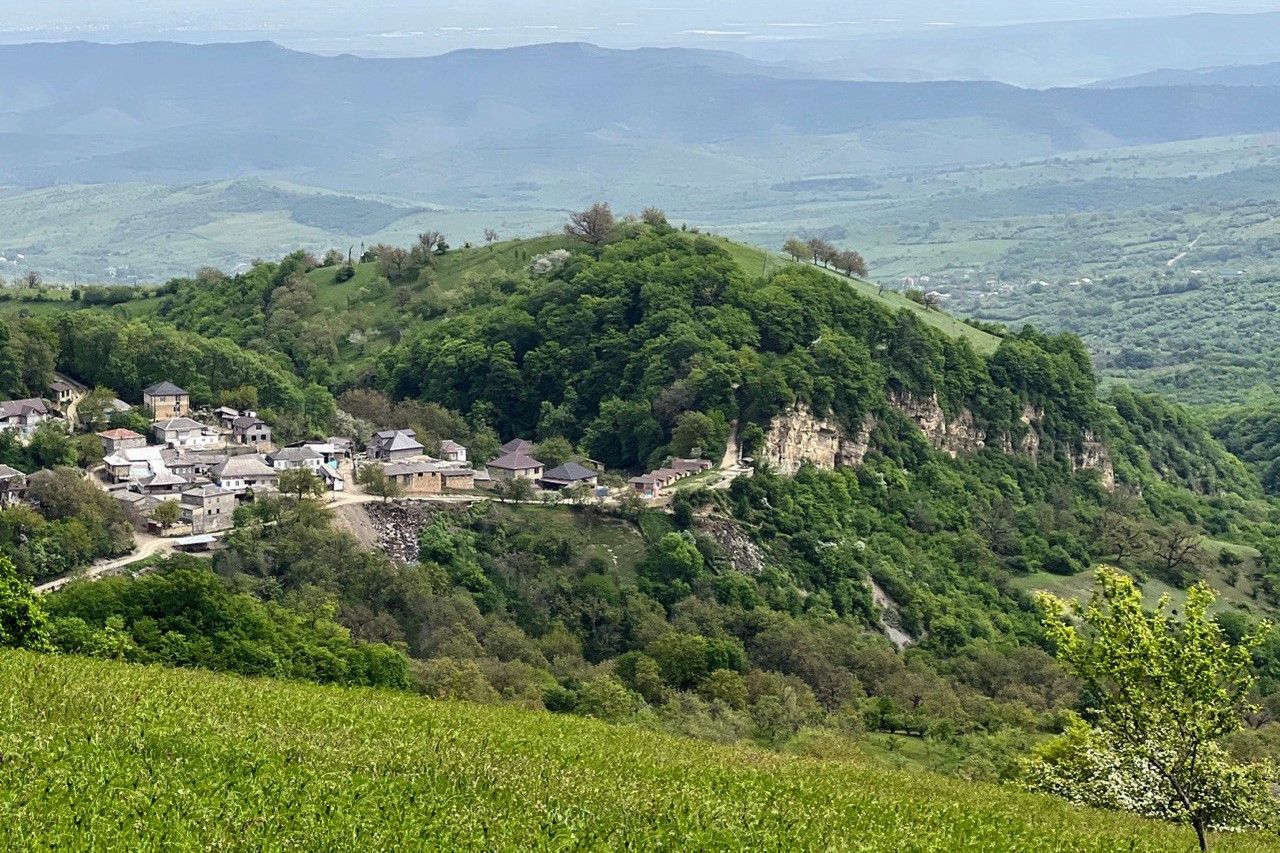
[97,428,146,455]
[368,429,425,462]
[382,461,474,493]
[209,455,278,495]
[142,381,190,420]
[180,485,235,534]
[485,451,544,481]
[499,438,535,456]
[267,446,324,471]
[232,413,272,446]
[628,475,661,500]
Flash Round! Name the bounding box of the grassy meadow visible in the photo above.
[0,650,1269,851]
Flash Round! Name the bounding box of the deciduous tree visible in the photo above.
[565,203,615,249]
[1030,568,1278,850]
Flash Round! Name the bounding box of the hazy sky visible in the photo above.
[3,1,1279,55]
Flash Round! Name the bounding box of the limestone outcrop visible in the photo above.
[762,395,1114,486]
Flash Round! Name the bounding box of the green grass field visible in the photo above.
[1,650,1268,851]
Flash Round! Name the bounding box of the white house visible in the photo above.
[152,417,220,450]
[209,455,278,495]
[267,446,325,472]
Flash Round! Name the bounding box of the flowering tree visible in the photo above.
[1028,567,1278,850]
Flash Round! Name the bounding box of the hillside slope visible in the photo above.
[0,650,1263,851]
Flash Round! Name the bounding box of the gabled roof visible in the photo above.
[541,462,597,482]
[500,438,535,455]
[138,469,188,488]
[97,428,144,441]
[233,414,267,429]
[0,463,25,480]
[50,380,75,392]
[382,432,424,452]
[211,455,276,479]
[439,440,466,453]
[486,452,544,471]
[153,417,206,432]
[373,428,416,441]
[269,446,322,463]
[143,381,188,397]
[0,398,50,418]
[383,461,441,477]
[214,406,240,415]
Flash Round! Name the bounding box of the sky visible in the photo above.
[2,1,1279,55]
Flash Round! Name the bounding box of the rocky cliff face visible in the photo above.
[764,396,1114,485]
[761,407,873,475]
[888,390,986,458]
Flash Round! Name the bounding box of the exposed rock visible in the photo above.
[697,516,766,575]
[1000,405,1042,457]
[889,390,985,457]
[362,500,434,563]
[762,406,873,474]
[761,396,1114,489]
[1071,430,1116,490]
[869,578,915,650]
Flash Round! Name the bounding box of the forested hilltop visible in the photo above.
[5,212,1280,841]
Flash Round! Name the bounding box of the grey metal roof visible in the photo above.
[541,462,597,482]
[143,381,188,396]
[486,452,543,471]
[269,446,322,463]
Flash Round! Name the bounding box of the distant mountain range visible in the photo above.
[4,40,1280,208]
[1095,62,1280,88]
[737,12,1280,88]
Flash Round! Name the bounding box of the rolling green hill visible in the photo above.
[0,649,1265,851]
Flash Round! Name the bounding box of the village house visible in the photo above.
[649,468,681,488]
[142,381,190,420]
[267,446,324,471]
[368,429,425,462]
[439,439,467,463]
[381,460,475,494]
[213,406,241,428]
[486,451,544,482]
[0,398,55,439]
[539,461,598,490]
[97,428,146,455]
[162,449,228,480]
[318,465,346,492]
[180,485,235,534]
[113,489,162,519]
[153,417,220,450]
[209,454,278,495]
[231,412,272,446]
[102,446,168,483]
[669,458,713,476]
[48,379,76,408]
[290,440,342,467]
[499,438,535,456]
[0,464,27,507]
[628,474,661,500]
[135,468,190,495]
